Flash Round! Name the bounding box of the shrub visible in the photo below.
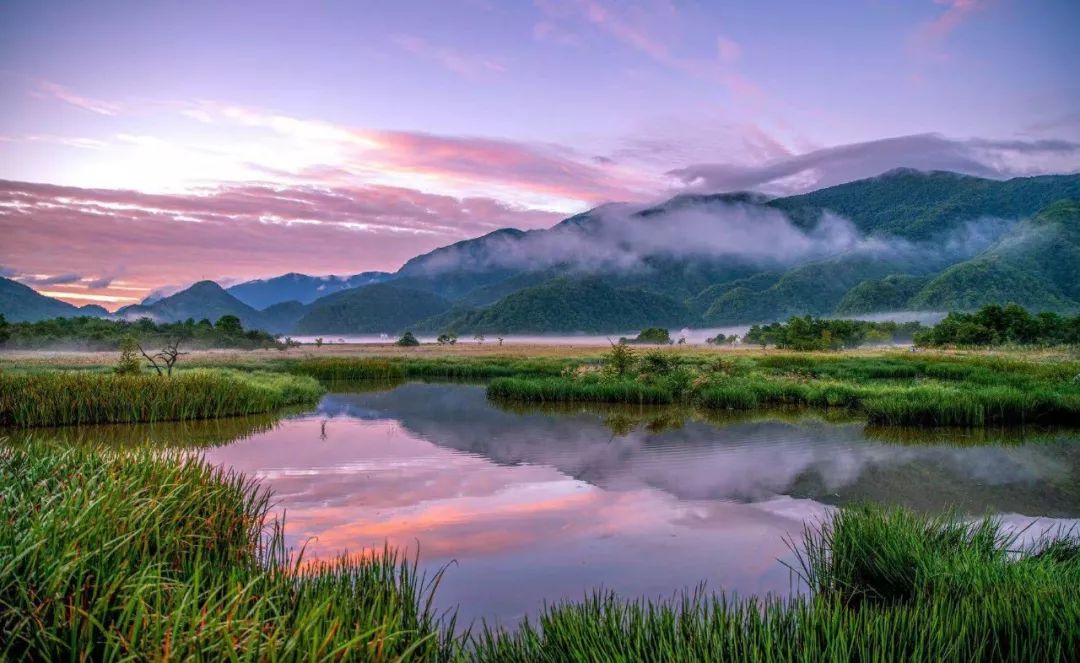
[113,336,142,375]
[396,331,420,347]
[620,327,672,344]
[604,342,636,377]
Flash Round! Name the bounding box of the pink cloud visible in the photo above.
[0,179,563,309]
[34,80,122,116]
[358,128,656,203]
[179,101,657,206]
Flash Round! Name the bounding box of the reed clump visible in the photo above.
[0,369,323,427]
[0,444,455,661]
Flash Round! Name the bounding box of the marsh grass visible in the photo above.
[474,505,1080,661]
[0,369,324,427]
[0,444,457,661]
[490,352,1080,427]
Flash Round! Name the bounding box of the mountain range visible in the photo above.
[4,169,1079,334]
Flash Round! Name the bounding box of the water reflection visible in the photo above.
[4,411,287,448]
[19,382,1080,624]
[315,385,1080,516]
[195,383,1080,623]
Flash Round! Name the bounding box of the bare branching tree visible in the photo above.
[138,339,188,376]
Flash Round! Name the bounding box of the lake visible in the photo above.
[32,381,1080,626]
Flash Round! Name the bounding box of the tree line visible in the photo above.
[0,314,284,350]
[743,304,1080,350]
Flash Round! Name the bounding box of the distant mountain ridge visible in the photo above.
[0,277,110,322]
[116,281,306,334]
[4,170,1079,333]
[226,271,390,308]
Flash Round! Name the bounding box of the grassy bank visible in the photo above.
[2,444,1076,660]
[7,443,1074,659]
[489,351,1080,427]
[0,444,454,660]
[475,505,1080,661]
[0,369,323,427]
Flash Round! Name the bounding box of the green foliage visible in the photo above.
[214,313,243,334]
[0,315,282,350]
[604,342,636,377]
[113,336,142,375]
[396,330,420,346]
[620,327,672,344]
[436,277,689,334]
[490,351,1080,427]
[745,316,924,350]
[835,274,928,314]
[294,282,451,334]
[910,200,1080,311]
[0,313,9,344]
[771,168,1080,239]
[0,444,452,660]
[915,304,1080,347]
[0,370,323,427]
[437,331,458,345]
[639,349,676,375]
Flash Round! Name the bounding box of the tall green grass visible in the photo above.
[486,351,1080,427]
[0,369,323,427]
[3,444,1077,660]
[697,379,1080,426]
[793,504,1079,606]
[474,505,1080,661]
[290,357,408,380]
[0,444,456,660]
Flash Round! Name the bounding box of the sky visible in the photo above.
[1,0,1078,309]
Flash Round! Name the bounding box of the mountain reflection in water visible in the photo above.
[59,382,1080,625]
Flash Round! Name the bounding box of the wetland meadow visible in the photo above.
[2,341,1079,660]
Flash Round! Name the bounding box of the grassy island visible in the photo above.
[0,370,323,427]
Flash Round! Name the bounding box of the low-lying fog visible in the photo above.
[289,311,947,346]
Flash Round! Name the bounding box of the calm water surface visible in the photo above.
[44,382,1080,625]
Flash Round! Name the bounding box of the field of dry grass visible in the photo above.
[1,341,1076,371]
